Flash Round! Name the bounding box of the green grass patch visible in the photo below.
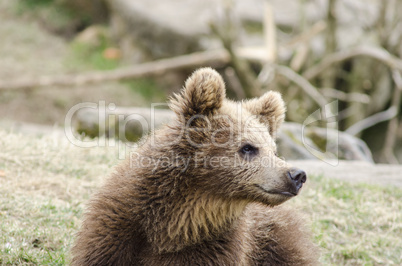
[124,79,166,103]
[68,39,120,71]
[18,0,56,8]
[15,0,80,31]
[0,195,75,265]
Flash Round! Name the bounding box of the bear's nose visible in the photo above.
[287,168,307,194]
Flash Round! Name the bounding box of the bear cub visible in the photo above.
[72,68,318,265]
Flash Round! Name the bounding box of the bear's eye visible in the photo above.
[239,144,258,156]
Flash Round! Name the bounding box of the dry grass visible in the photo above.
[0,130,119,264]
[0,129,401,265]
[292,176,402,265]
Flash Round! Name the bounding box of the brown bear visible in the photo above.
[71,68,319,265]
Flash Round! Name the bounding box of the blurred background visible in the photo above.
[0,0,401,164]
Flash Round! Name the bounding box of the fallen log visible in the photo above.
[0,47,277,91]
[0,50,230,91]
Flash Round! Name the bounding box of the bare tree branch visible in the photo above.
[303,46,402,80]
[321,0,338,89]
[263,1,277,63]
[321,88,370,103]
[224,67,246,99]
[210,12,261,98]
[290,45,309,71]
[282,21,327,48]
[345,106,398,136]
[274,64,327,107]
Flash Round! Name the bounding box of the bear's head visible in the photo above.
[167,67,306,207]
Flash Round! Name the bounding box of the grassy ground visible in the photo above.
[0,130,401,265]
[293,177,402,265]
[0,130,120,264]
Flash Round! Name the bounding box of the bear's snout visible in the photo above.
[287,168,307,194]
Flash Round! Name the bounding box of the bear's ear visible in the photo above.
[169,68,226,119]
[243,91,286,138]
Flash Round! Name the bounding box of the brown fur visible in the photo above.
[71,68,319,265]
